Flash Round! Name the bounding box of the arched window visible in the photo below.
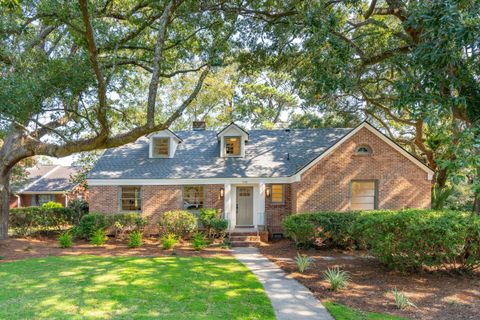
[356,145,372,155]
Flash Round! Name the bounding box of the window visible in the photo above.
[120,186,142,211]
[351,181,377,210]
[33,194,55,206]
[153,137,169,156]
[225,137,241,156]
[183,186,204,210]
[271,184,284,204]
[356,145,372,155]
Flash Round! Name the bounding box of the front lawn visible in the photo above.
[324,302,406,320]
[0,255,274,319]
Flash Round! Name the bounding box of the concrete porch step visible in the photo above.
[231,241,261,247]
[230,235,260,242]
[229,232,259,237]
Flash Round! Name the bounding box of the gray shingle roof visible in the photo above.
[16,165,79,193]
[88,128,352,180]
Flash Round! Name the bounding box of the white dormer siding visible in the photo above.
[148,130,182,158]
[217,123,249,158]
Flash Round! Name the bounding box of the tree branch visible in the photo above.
[79,0,108,137]
[147,0,175,127]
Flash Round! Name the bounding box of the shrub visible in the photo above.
[354,209,480,271]
[128,231,143,248]
[90,229,107,246]
[295,253,313,273]
[66,199,89,224]
[58,232,73,248]
[9,206,75,236]
[192,232,207,251]
[108,213,146,239]
[283,212,359,248]
[391,288,416,309]
[77,214,108,239]
[283,217,316,247]
[199,208,219,229]
[42,201,63,209]
[158,210,197,239]
[161,233,178,250]
[210,218,228,239]
[323,268,350,291]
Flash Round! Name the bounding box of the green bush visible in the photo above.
[283,212,359,248]
[199,208,219,228]
[42,201,63,209]
[90,229,107,246]
[158,210,197,239]
[354,209,480,271]
[283,209,480,272]
[128,231,143,248]
[161,233,178,250]
[210,218,228,238]
[108,213,146,238]
[58,232,73,248]
[66,199,89,224]
[192,232,207,251]
[9,206,75,236]
[77,214,108,239]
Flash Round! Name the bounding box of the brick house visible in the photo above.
[10,165,85,208]
[87,122,433,237]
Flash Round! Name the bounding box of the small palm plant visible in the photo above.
[295,253,313,273]
[90,229,107,246]
[128,231,143,248]
[323,267,350,291]
[391,288,416,309]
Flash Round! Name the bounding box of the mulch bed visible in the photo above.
[259,239,480,320]
[0,236,231,262]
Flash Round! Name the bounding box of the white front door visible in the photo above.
[236,186,253,226]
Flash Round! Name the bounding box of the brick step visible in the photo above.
[230,235,260,242]
[229,232,259,237]
[231,241,261,247]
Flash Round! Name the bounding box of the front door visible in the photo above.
[236,187,253,226]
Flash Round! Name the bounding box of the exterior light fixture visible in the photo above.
[265,187,271,198]
[220,188,224,198]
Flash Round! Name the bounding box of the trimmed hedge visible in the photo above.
[283,209,480,271]
[283,211,360,249]
[9,206,81,236]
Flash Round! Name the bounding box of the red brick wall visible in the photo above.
[265,184,292,235]
[292,127,432,213]
[89,184,224,233]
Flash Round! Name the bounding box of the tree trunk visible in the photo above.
[474,165,480,214]
[0,168,11,240]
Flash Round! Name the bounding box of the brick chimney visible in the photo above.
[192,121,206,131]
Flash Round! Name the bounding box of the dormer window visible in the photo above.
[217,123,249,158]
[225,137,241,156]
[153,137,169,157]
[148,129,182,159]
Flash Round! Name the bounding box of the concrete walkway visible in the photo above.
[232,247,334,320]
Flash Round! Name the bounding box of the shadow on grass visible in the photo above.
[0,255,274,319]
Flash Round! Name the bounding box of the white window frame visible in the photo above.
[119,186,142,212]
[183,185,205,211]
[350,180,378,210]
[224,136,242,157]
[270,184,285,204]
[151,137,170,158]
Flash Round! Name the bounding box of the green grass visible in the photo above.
[0,255,274,319]
[324,302,407,320]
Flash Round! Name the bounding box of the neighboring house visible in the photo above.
[10,165,84,208]
[87,121,433,237]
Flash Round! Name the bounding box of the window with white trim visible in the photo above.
[271,184,285,204]
[152,137,169,157]
[33,194,55,206]
[183,186,204,211]
[224,136,241,156]
[351,181,377,210]
[120,186,142,211]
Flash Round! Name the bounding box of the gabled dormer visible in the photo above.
[148,129,182,158]
[217,123,249,158]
